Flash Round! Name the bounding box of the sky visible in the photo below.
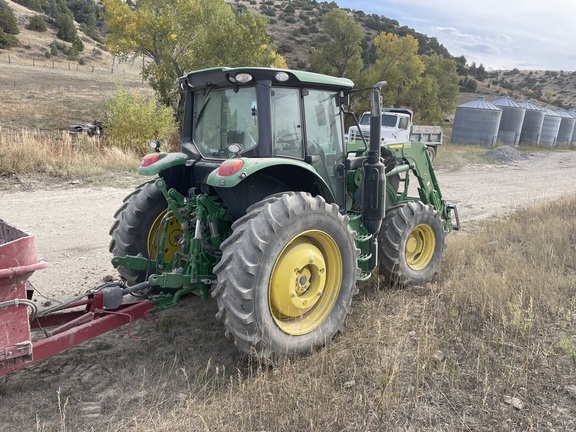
[335,0,576,71]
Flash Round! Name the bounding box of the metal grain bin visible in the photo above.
[452,97,502,147]
[491,95,525,146]
[570,109,576,143]
[555,109,576,144]
[539,106,561,147]
[518,99,544,145]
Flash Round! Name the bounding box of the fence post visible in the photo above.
[52,60,54,69]
[8,55,10,64]
[32,58,35,66]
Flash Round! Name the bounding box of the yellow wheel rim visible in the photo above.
[269,230,342,336]
[405,224,435,271]
[147,210,182,262]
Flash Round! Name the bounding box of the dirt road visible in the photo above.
[2,149,575,297]
[1,149,576,431]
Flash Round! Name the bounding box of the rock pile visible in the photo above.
[484,145,530,164]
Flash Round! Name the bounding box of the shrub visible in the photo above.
[56,14,77,42]
[0,28,17,48]
[0,0,19,35]
[72,37,84,52]
[49,39,59,56]
[260,5,275,16]
[27,15,47,32]
[12,0,43,12]
[104,87,177,154]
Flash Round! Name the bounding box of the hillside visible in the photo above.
[2,0,120,70]
[1,0,575,121]
[232,0,450,68]
[487,69,576,109]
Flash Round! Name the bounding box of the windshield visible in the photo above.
[193,87,258,158]
[359,113,398,128]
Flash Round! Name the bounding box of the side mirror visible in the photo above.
[150,140,161,152]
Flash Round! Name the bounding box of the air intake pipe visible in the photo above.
[362,82,387,236]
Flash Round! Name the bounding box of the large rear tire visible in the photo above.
[378,201,445,286]
[212,192,359,360]
[109,181,182,285]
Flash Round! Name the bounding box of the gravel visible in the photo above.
[484,145,531,163]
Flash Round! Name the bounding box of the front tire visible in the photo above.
[212,192,359,360]
[378,201,446,286]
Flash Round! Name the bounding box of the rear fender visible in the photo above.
[207,157,332,194]
[138,152,190,176]
[206,158,335,218]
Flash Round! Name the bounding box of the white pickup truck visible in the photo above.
[348,108,443,161]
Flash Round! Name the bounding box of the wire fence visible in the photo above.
[0,51,143,75]
[0,52,148,93]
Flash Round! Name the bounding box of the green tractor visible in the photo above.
[109,67,459,359]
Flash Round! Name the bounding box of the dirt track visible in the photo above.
[1,149,576,430]
[2,149,575,298]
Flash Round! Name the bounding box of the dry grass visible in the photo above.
[0,60,150,131]
[86,197,576,431]
[0,129,140,187]
[434,141,495,167]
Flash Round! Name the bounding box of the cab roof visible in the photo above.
[179,67,354,92]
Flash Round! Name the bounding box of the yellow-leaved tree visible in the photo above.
[103,0,285,114]
[355,32,458,123]
[370,32,425,107]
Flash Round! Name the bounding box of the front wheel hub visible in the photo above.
[405,224,435,270]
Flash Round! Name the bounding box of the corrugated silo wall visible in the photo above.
[540,114,561,147]
[557,116,576,144]
[452,107,502,147]
[519,109,545,144]
[496,106,525,146]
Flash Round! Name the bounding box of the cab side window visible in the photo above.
[272,88,304,158]
[304,90,344,202]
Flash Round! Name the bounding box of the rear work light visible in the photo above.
[234,73,253,84]
[141,153,161,167]
[218,159,244,176]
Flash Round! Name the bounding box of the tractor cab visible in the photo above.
[178,67,353,211]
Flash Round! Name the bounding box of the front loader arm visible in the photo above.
[385,141,459,232]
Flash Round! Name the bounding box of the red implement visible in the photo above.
[0,220,47,365]
[0,220,152,377]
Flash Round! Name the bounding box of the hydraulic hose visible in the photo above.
[0,299,39,320]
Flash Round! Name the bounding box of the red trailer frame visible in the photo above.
[0,220,152,377]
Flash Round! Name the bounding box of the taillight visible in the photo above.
[141,153,161,167]
[218,159,244,176]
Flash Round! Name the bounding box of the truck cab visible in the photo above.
[348,107,443,160]
[349,108,412,144]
